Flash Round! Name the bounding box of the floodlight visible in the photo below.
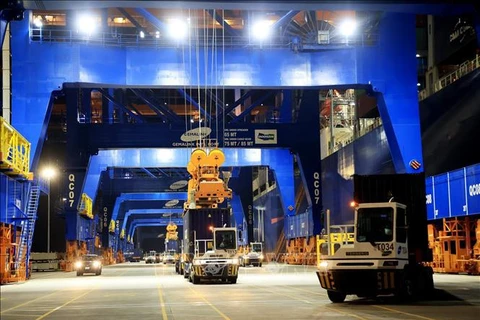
[339,19,357,37]
[252,20,272,41]
[33,17,43,28]
[76,14,96,35]
[139,30,145,38]
[41,167,57,180]
[167,18,188,40]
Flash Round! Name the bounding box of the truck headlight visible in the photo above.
[259,254,264,260]
[92,261,101,268]
[318,261,328,268]
[75,261,83,269]
[232,258,239,265]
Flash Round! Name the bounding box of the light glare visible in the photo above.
[339,20,357,36]
[33,18,43,28]
[76,14,96,35]
[168,18,188,40]
[252,20,272,41]
[41,167,57,180]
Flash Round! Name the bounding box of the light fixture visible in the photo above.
[139,30,145,38]
[41,166,57,180]
[416,54,421,58]
[155,31,160,39]
[417,83,421,87]
[76,14,96,35]
[167,18,188,40]
[339,19,357,37]
[33,17,43,28]
[252,20,272,41]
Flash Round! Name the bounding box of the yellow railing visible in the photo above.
[0,117,31,178]
[78,193,93,219]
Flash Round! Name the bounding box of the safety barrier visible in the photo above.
[419,54,480,101]
[30,27,379,49]
[78,193,93,219]
[0,117,31,179]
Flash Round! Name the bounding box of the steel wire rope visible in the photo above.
[211,9,219,148]
[222,10,226,149]
[195,10,202,149]
[182,9,189,164]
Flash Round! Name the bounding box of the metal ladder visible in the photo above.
[16,183,40,277]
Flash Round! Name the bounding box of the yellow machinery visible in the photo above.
[316,225,355,267]
[428,217,480,274]
[78,193,93,219]
[185,148,232,210]
[166,222,178,241]
[0,117,32,179]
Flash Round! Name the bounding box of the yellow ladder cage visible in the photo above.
[0,117,32,179]
[78,193,93,219]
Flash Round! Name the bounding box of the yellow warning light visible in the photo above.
[349,201,356,208]
[209,225,214,231]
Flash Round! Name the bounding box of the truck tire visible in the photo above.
[193,275,200,284]
[229,277,237,284]
[76,271,83,276]
[327,290,346,303]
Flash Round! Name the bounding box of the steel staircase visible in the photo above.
[16,183,40,277]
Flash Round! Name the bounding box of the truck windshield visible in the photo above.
[251,243,262,252]
[356,207,394,243]
[215,230,236,250]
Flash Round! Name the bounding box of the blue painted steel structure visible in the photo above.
[7,3,479,252]
[426,163,480,221]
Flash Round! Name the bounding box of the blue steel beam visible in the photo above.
[122,208,183,233]
[271,10,300,30]
[111,193,186,221]
[133,8,168,34]
[176,89,211,122]
[130,89,172,122]
[0,1,24,46]
[32,90,62,171]
[97,88,145,123]
[129,220,182,241]
[219,90,255,119]
[22,2,475,15]
[230,90,279,123]
[144,89,183,121]
[117,8,145,34]
[86,149,295,220]
[206,9,239,37]
[141,168,157,178]
[206,89,225,115]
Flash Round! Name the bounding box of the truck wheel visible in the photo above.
[229,277,237,284]
[259,263,262,267]
[76,271,83,276]
[193,275,200,284]
[327,290,346,303]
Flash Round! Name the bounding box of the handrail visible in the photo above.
[29,27,379,49]
[0,117,31,178]
[78,193,93,219]
[419,54,480,101]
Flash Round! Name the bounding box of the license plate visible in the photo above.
[85,267,90,270]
